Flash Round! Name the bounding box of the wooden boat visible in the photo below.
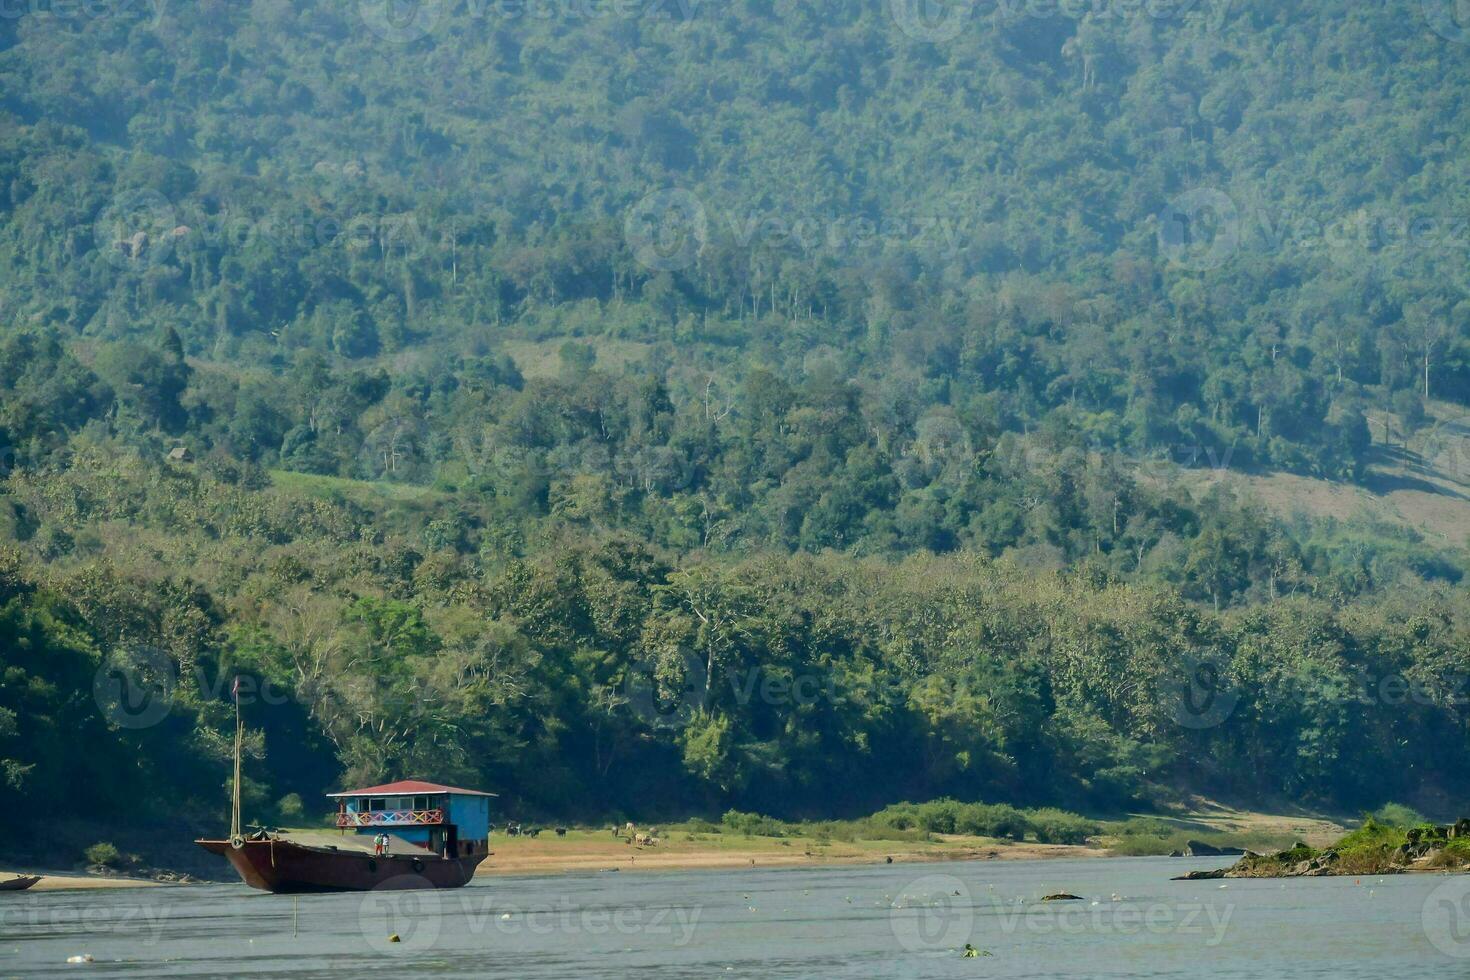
[0,875,41,892]
[195,685,494,893]
[196,828,486,893]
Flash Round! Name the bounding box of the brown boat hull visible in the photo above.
[196,839,486,893]
[0,875,41,892]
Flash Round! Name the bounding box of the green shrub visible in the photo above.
[722,809,785,837]
[85,842,121,868]
[871,803,922,831]
[955,803,1030,841]
[276,792,304,821]
[1369,803,1425,828]
[1028,808,1099,845]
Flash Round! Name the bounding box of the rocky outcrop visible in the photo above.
[1173,819,1470,881]
[1182,840,1246,857]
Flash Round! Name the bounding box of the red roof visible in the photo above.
[325,780,496,798]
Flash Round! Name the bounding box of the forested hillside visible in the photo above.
[1,0,1468,838]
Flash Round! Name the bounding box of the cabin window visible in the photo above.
[368,798,386,811]
[413,795,429,811]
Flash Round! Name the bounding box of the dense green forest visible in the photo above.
[1,0,1469,839]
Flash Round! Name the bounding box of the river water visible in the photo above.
[4,857,1469,977]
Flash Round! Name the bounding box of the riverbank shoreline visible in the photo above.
[4,803,1347,886]
[1,872,164,892]
[474,803,1346,877]
[474,834,1103,877]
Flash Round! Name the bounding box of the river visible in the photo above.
[4,857,1469,977]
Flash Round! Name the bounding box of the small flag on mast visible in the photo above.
[231,676,240,702]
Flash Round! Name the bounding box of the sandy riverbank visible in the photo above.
[474,803,1347,878]
[476,831,1103,877]
[3,803,1346,885]
[1,873,163,892]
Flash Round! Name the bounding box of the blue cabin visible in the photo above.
[328,780,495,858]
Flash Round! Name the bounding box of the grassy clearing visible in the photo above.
[501,338,656,379]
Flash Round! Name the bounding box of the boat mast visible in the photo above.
[230,676,242,841]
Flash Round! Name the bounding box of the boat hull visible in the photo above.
[196,839,486,893]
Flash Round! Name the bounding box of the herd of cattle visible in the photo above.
[499,822,663,846]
